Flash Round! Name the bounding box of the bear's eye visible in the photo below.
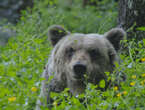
[88,49,100,60]
[66,47,75,58]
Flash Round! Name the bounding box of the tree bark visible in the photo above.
[118,0,145,40]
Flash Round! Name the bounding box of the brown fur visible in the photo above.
[36,25,126,110]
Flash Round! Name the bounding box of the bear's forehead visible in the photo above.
[63,33,108,49]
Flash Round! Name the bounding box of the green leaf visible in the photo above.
[136,27,145,31]
[99,80,105,88]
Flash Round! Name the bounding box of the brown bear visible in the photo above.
[36,25,126,110]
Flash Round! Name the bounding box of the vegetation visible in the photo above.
[0,0,145,110]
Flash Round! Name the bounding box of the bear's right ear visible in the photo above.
[48,25,70,46]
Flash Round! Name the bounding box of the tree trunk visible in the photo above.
[118,0,145,40]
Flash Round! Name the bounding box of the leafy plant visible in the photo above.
[0,0,144,110]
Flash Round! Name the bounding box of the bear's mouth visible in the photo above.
[73,63,87,79]
[74,74,84,79]
[74,72,87,80]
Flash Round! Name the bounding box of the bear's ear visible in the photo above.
[104,28,126,51]
[48,25,70,46]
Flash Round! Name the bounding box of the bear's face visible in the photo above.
[48,25,125,92]
[54,34,115,81]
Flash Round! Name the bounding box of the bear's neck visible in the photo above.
[67,80,86,95]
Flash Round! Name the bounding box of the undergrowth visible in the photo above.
[0,0,145,110]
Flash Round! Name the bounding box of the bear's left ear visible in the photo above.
[104,28,126,51]
[48,25,70,46]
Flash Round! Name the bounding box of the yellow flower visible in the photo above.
[31,87,38,92]
[131,75,136,79]
[53,101,57,106]
[123,91,127,95]
[141,80,145,85]
[117,93,121,97]
[8,97,16,102]
[141,73,145,77]
[141,81,144,85]
[130,82,135,86]
[141,58,145,62]
[114,86,118,91]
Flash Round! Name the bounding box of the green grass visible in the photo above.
[0,0,145,110]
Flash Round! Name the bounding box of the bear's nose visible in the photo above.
[73,63,86,78]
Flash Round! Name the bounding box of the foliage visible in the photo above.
[0,0,145,110]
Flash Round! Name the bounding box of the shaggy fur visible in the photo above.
[36,25,126,110]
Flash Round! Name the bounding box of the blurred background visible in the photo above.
[0,0,119,46]
[0,0,33,45]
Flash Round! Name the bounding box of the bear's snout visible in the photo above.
[73,62,86,79]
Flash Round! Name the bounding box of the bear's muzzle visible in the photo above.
[73,62,86,79]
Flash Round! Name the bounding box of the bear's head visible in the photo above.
[48,25,125,94]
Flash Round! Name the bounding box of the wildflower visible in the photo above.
[53,101,57,106]
[31,87,38,92]
[141,58,145,62]
[8,97,16,102]
[131,75,136,79]
[114,86,118,91]
[117,93,121,97]
[141,79,145,85]
[141,81,144,85]
[123,91,127,95]
[130,82,135,86]
[141,73,145,77]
